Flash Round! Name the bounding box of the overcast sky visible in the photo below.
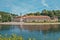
[0,0,60,15]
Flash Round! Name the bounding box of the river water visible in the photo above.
[0,24,60,40]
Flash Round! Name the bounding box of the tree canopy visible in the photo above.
[0,11,18,22]
[24,9,60,17]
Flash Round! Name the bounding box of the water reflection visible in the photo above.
[22,24,59,31]
[0,25,11,30]
[0,24,60,40]
[0,24,60,32]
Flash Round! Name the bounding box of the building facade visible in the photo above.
[23,16,51,22]
[13,16,58,22]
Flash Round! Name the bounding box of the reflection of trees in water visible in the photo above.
[0,24,60,33]
[41,25,60,40]
[0,25,12,30]
[44,24,60,33]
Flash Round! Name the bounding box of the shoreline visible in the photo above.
[0,22,60,25]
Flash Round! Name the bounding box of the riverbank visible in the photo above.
[0,22,60,25]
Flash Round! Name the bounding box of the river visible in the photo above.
[0,24,60,40]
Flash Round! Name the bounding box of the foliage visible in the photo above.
[24,12,41,16]
[24,9,60,18]
[0,34,36,40]
[0,11,18,22]
[23,9,60,22]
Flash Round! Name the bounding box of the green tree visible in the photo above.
[26,13,34,16]
[34,12,40,16]
[48,11,55,17]
[41,9,48,16]
[0,11,18,22]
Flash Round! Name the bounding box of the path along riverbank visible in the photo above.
[0,22,60,25]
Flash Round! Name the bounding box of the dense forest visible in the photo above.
[0,11,18,22]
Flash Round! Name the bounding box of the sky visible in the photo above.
[0,0,60,15]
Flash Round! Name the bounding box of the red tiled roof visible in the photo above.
[15,16,51,19]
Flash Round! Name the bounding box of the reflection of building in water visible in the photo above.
[20,25,59,31]
[13,16,58,22]
[22,25,51,31]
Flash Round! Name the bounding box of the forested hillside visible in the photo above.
[0,11,18,22]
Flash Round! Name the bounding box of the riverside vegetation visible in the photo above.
[0,34,60,40]
[0,34,36,40]
[0,11,18,22]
